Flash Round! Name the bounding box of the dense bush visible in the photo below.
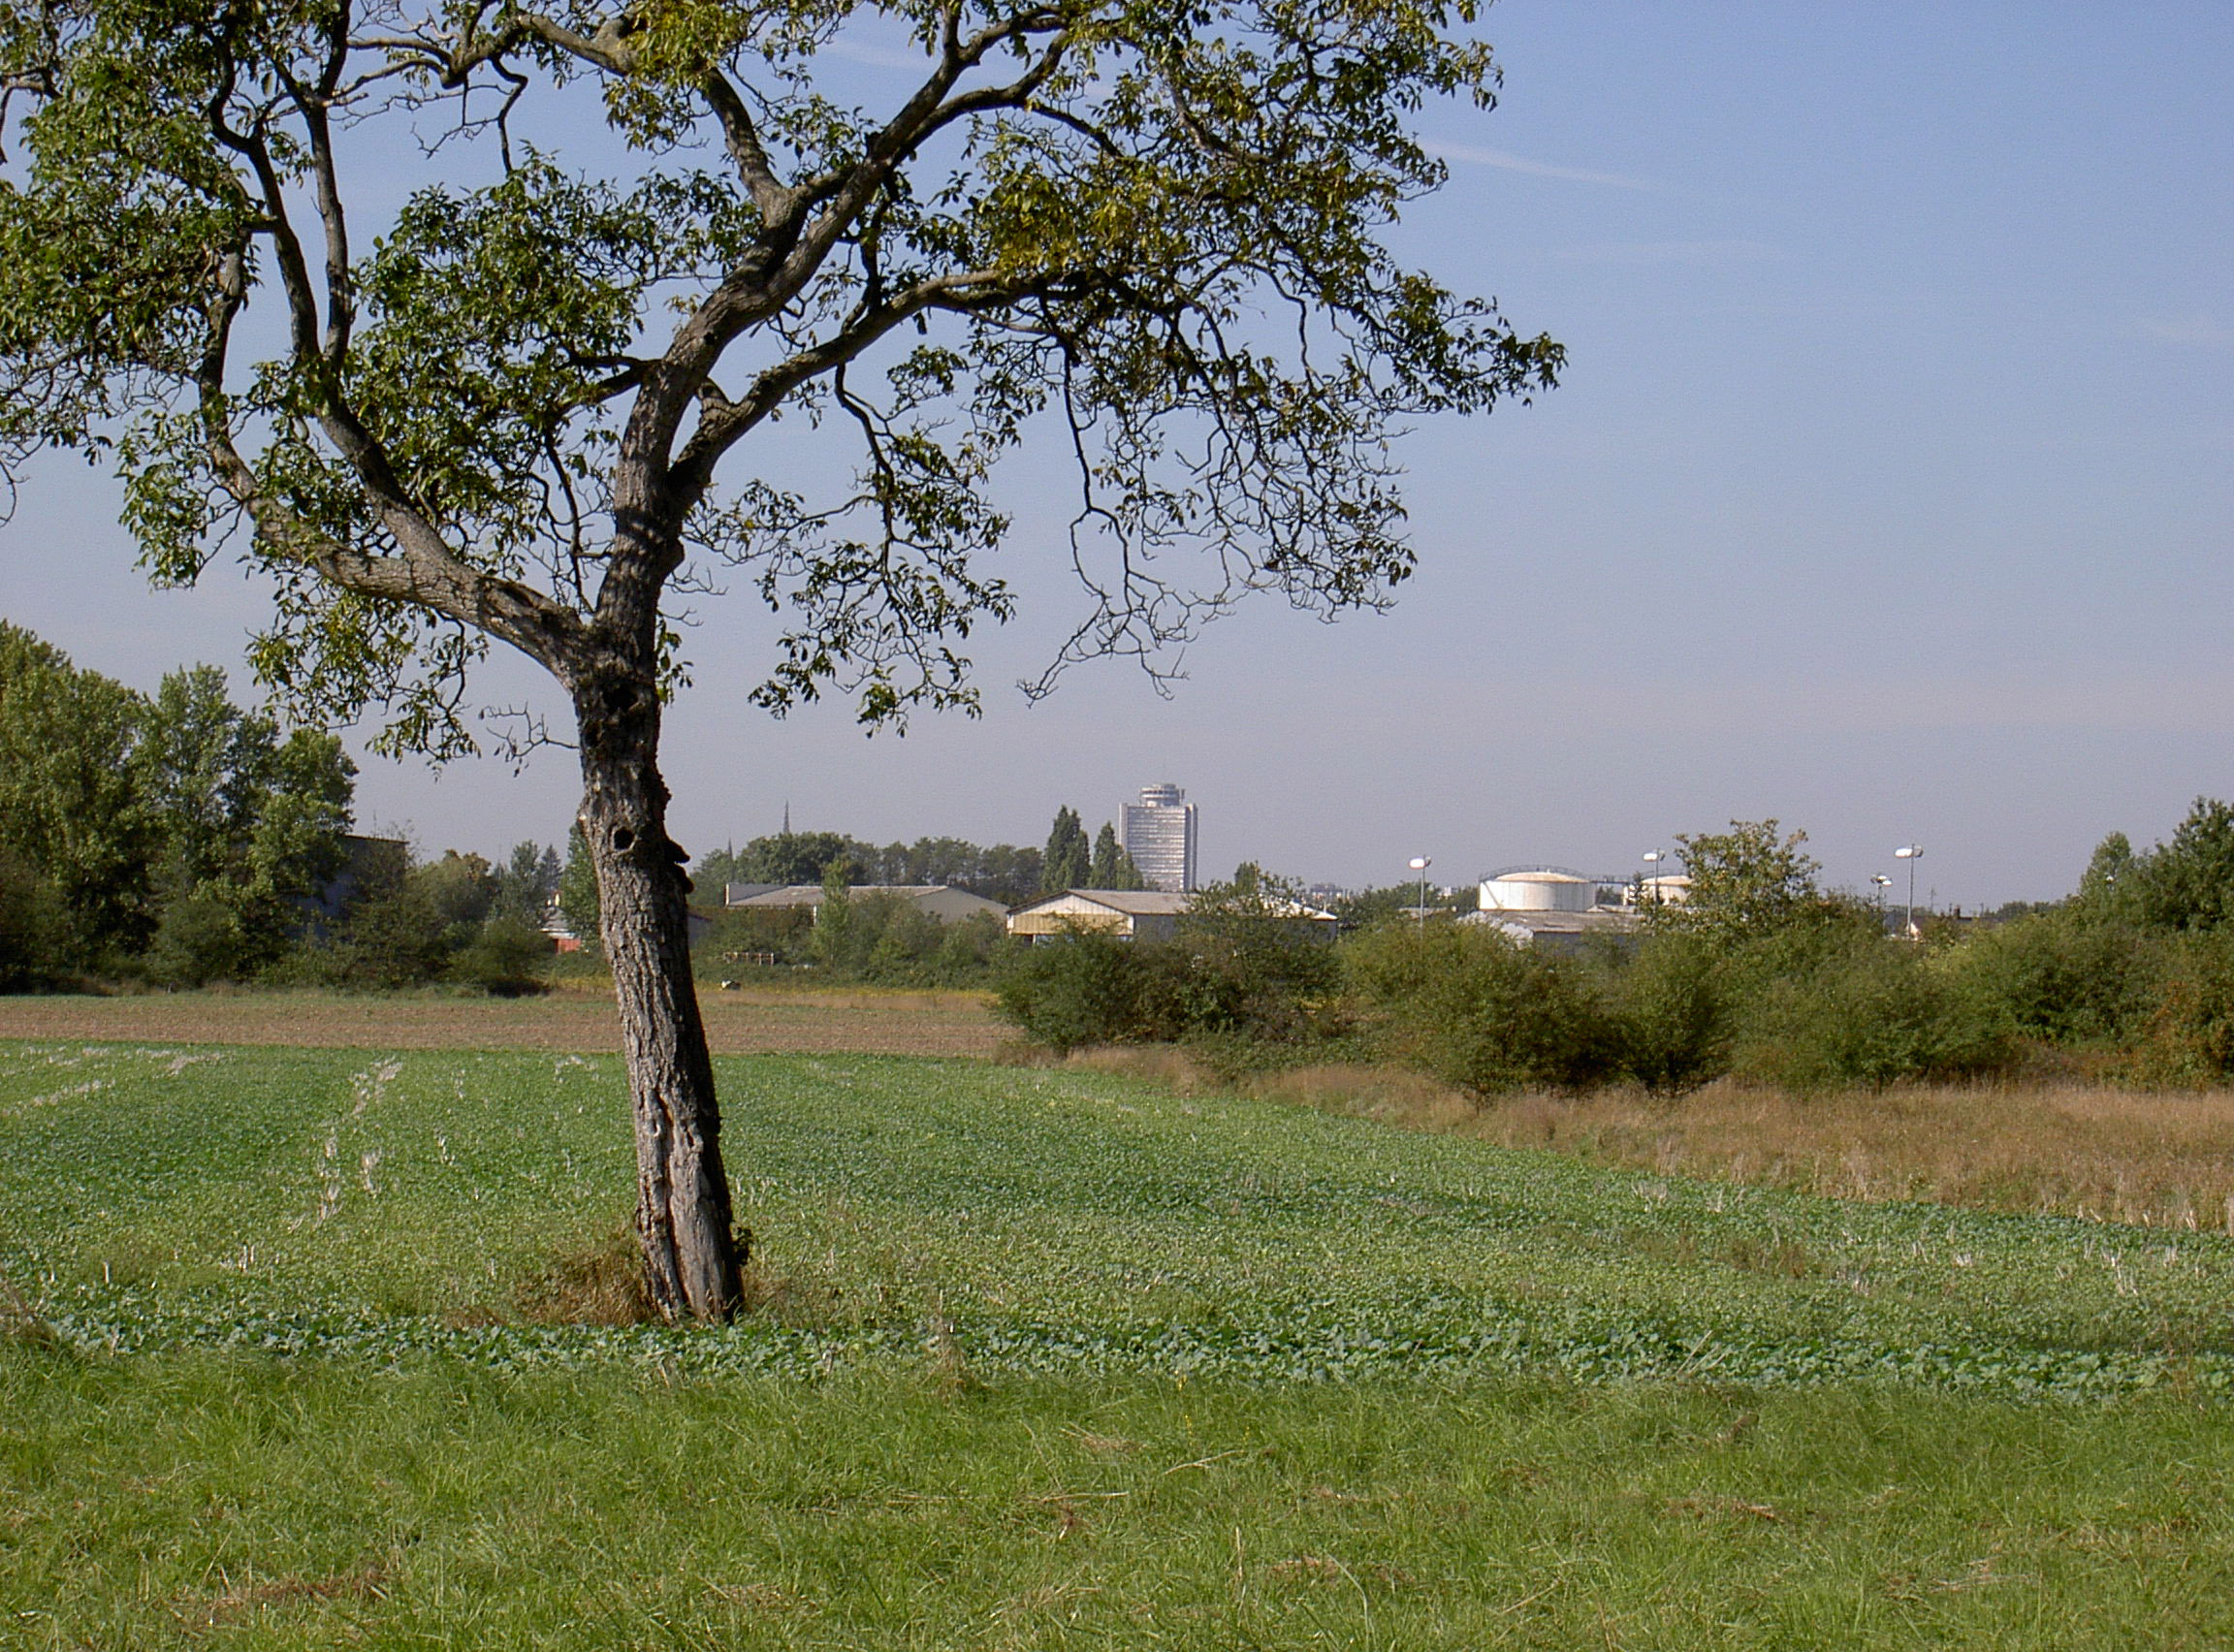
[143,889,260,988]
[1599,931,1729,1094]
[2126,933,2234,1088]
[994,929,1180,1053]
[993,879,1345,1061]
[1731,936,2014,1094]
[1345,924,1616,1095]
[450,918,557,997]
[1002,899,2033,1097]
[1949,906,2164,1048]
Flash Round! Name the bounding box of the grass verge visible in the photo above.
[5,1348,2231,1649]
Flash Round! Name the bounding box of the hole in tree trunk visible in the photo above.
[611,827,636,853]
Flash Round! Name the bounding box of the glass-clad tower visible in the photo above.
[1119,783,1197,893]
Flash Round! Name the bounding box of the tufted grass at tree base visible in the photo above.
[7,1347,2234,1650]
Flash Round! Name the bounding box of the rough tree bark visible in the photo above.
[574,669,746,1320]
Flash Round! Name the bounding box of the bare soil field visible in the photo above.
[0,984,1007,1060]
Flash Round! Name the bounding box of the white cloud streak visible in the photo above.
[1421,139,1659,191]
[2134,314,2234,349]
[1553,239,1781,269]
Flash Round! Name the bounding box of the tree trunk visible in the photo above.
[577,683,745,1321]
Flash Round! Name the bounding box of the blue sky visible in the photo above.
[4,2,2231,905]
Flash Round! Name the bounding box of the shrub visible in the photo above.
[993,911,1341,1061]
[2127,932,2234,1087]
[1343,923,1617,1095]
[450,918,554,997]
[994,928,1178,1053]
[1732,937,2014,1094]
[144,890,252,988]
[1951,908,2163,1047]
[1601,931,1730,1093]
[330,877,453,987]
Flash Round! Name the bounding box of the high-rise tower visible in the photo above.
[1119,783,1197,893]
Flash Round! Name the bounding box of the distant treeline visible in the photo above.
[999,807,2234,1094]
[693,805,1145,907]
[696,832,1048,906]
[0,622,354,987]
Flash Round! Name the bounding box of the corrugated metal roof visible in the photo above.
[727,883,991,908]
[1009,889,1193,917]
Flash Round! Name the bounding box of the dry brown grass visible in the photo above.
[0,982,1005,1059]
[1065,1046,2234,1232]
[506,1222,847,1328]
[507,1223,657,1325]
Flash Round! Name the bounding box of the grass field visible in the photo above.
[0,984,1006,1060]
[5,1032,2234,1646]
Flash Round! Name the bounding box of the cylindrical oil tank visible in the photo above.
[1478,870,1596,912]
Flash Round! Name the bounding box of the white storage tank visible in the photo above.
[1478,869,1598,913]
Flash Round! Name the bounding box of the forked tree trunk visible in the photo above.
[577,679,745,1321]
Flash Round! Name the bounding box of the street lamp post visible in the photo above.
[1894,845,1923,938]
[1408,857,1432,931]
[1642,849,1666,909]
[1870,874,1892,929]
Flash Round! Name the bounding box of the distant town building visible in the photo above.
[1007,888,1337,944]
[1007,889,1193,943]
[1625,874,1692,907]
[1458,907,1639,953]
[721,883,1007,924]
[1118,782,1197,893]
[1464,863,1644,952]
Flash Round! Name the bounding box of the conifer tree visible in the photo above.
[1043,807,1092,892]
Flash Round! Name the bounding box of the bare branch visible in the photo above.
[669,266,1033,502]
[697,67,792,220]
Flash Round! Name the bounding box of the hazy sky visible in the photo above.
[5,2,2230,907]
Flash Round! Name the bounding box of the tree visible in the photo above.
[0,844,65,989]
[491,840,555,929]
[1042,807,1092,892]
[140,664,355,983]
[0,626,352,981]
[0,622,154,963]
[0,1,1558,1318]
[736,831,856,886]
[557,824,601,951]
[1664,820,1832,943]
[2137,799,2234,933]
[2075,831,2139,921]
[812,855,855,967]
[1090,820,1144,890]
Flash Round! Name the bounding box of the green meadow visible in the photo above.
[3,1038,2232,1646]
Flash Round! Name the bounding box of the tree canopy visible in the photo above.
[0,0,1559,1320]
[1664,819,1830,943]
[0,0,1559,749]
[0,621,354,978]
[1041,805,1090,891]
